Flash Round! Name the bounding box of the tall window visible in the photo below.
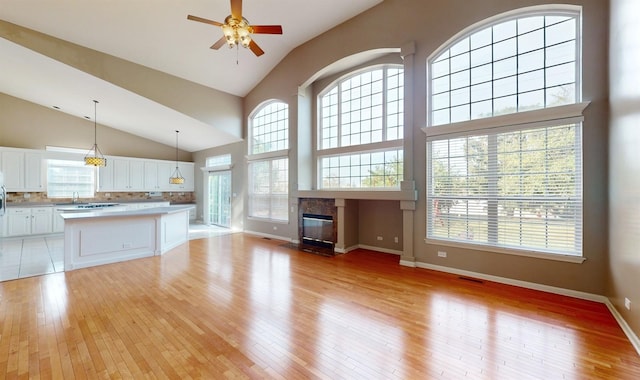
[318,65,404,189]
[248,101,289,221]
[426,7,584,258]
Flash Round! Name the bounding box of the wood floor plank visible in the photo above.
[1,233,639,379]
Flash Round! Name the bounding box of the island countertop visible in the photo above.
[60,204,194,220]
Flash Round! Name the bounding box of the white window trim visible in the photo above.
[424,6,586,263]
[422,102,589,139]
[423,237,586,263]
[426,5,583,127]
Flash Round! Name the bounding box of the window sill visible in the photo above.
[424,238,586,264]
[296,189,417,201]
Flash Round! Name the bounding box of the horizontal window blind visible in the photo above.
[47,159,95,198]
[427,123,582,256]
[248,158,289,222]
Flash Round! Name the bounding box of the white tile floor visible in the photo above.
[0,223,232,282]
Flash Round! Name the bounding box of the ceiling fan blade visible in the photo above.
[251,25,283,34]
[248,40,264,57]
[230,0,242,20]
[210,36,227,50]
[187,15,223,27]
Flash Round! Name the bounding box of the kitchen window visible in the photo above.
[47,159,95,198]
[425,6,585,260]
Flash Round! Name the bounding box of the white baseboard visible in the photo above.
[357,244,403,256]
[603,299,640,355]
[243,230,291,242]
[414,261,640,355]
[399,259,416,267]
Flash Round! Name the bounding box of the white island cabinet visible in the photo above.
[61,205,193,271]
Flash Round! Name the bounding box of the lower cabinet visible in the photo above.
[6,207,53,236]
[53,209,65,233]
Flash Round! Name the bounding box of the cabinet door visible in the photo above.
[113,159,130,190]
[129,161,145,190]
[98,163,114,192]
[171,162,195,191]
[31,208,52,235]
[1,151,25,191]
[143,162,159,190]
[24,152,45,191]
[157,162,173,191]
[52,210,65,233]
[7,208,31,236]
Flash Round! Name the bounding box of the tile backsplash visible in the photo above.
[6,192,195,204]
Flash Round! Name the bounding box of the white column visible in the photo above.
[334,198,346,253]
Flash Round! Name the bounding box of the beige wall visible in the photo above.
[0,93,191,161]
[244,0,610,294]
[358,200,403,252]
[608,0,640,336]
[192,141,245,230]
[0,20,243,140]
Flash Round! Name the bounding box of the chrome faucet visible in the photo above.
[72,191,79,204]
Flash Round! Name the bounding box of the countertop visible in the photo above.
[60,204,195,220]
[6,200,191,208]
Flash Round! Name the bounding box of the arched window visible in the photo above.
[318,65,404,189]
[248,101,289,221]
[425,6,585,260]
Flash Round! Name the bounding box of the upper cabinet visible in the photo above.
[98,157,194,192]
[0,148,44,192]
[144,161,174,191]
[113,159,144,191]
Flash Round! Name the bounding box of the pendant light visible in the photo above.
[84,100,107,167]
[169,130,185,184]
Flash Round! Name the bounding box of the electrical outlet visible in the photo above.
[23,193,30,199]
[273,226,278,231]
[377,236,383,241]
[437,251,447,258]
[394,236,399,243]
[625,297,631,310]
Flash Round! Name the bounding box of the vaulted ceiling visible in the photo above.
[0,0,382,151]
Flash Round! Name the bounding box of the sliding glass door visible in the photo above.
[205,170,231,227]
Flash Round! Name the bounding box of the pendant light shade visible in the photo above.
[84,100,107,167]
[169,130,185,184]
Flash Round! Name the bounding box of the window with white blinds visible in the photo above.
[426,6,584,258]
[426,122,582,256]
[47,159,95,198]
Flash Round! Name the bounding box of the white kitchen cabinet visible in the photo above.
[144,161,173,191]
[97,157,114,191]
[52,209,65,233]
[113,159,144,191]
[25,152,45,191]
[6,207,52,236]
[0,149,44,192]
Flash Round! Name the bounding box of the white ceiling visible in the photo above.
[0,0,382,152]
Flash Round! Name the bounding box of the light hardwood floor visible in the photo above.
[0,233,638,379]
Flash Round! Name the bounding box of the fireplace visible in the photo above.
[302,213,334,249]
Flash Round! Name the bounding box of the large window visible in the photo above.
[430,11,578,125]
[248,101,289,221]
[426,7,584,259]
[318,65,404,189]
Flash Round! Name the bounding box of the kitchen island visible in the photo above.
[61,205,193,271]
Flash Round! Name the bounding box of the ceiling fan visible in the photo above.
[187,0,283,57]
